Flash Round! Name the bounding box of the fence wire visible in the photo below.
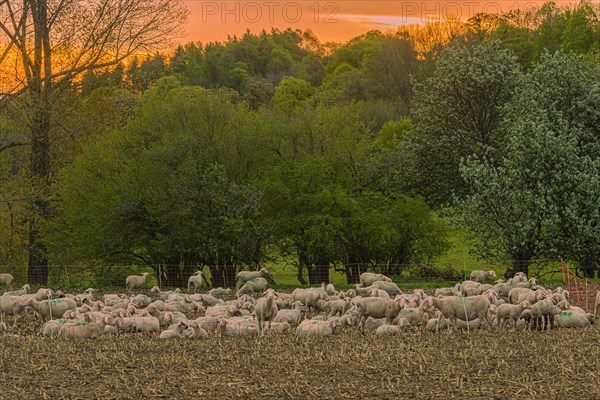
[0,258,572,289]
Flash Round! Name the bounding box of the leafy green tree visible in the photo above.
[460,51,600,277]
[410,40,522,205]
[46,77,264,286]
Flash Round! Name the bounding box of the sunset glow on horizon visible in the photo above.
[182,0,582,43]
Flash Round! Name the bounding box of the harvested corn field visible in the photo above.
[1,325,600,399]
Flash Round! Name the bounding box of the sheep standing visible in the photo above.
[126,272,150,292]
[0,273,14,289]
[356,297,401,334]
[255,289,278,334]
[495,301,532,329]
[429,294,493,332]
[187,271,205,293]
[469,270,497,283]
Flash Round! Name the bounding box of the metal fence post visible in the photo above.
[158,264,162,288]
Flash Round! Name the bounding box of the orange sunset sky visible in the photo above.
[183,0,580,43]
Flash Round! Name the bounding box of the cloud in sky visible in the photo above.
[183,0,580,43]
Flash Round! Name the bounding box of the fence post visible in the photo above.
[585,278,588,312]
[463,262,466,281]
[63,265,70,288]
[158,264,162,288]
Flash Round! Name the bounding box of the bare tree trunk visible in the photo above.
[27,0,51,285]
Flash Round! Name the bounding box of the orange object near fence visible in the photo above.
[561,260,599,313]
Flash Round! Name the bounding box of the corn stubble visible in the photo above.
[1,312,599,398]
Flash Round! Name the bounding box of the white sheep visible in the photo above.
[512,272,528,284]
[371,281,402,296]
[187,271,205,293]
[235,268,271,291]
[236,278,268,297]
[208,288,232,298]
[273,301,303,325]
[217,318,259,337]
[554,309,593,328]
[58,315,114,339]
[255,289,278,334]
[3,284,31,297]
[359,272,392,287]
[428,294,493,332]
[291,288,325,318]
[508,288,545,305]
[295,319,342,337]
[356,297,401,333]
[495,301,532,329]
[393,298,431,326]
[375,318,411,336]
[325,283,337,296]
[326,298,352,318]
[0,273,14,289]
[26,298,77,320]
[434,284,461,298]
[160,321,189,339]
[126,272,150,292]
[469,270,497,283]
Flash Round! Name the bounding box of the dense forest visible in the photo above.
[1,1,599,286]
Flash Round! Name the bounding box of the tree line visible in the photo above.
[0,1,599,286]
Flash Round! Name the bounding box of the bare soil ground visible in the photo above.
[1,317,600,399]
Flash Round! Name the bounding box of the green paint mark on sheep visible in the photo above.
[561,311,573,317]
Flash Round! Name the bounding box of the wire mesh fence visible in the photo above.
[0,258,575,290]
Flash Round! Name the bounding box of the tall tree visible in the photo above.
[0,0,188,283]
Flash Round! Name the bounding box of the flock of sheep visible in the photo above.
[0,267,596,340]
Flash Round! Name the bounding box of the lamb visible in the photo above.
[125,272,150,292]
[187,271,205,293]
[325,283,337,296]
[469,270,497,283]
[149,286,181,300]
[495,301,532,329]
[273,301,303,325]
[130,294,152,308]
[0,273,14,289]
[359,272,392,287]
[255,289,278,334]
[291,288,325,318]
[326,298,352,318]
[58,315,114,339]
[3,284,31,297]
[368,287,390,299]
[428,294,493,332]
[217,318,259,337]
[26,298,77,320]
[425,318,448,333]
[512,272,528,284]
[460,281,482,297]
[434,284,461,298]
[236,278,268,297]
[208,288,232,298]
[0,295,31,326]
[393,298,431,326]
[295,319,342,337]
[129,316,161,333]
[529,300,557,330]
[356,297,401,334]
[235,268,272,291]
[376,318,411,336]
[371,281,402,296]
[160,321,189,339]
[508,288,545,305]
